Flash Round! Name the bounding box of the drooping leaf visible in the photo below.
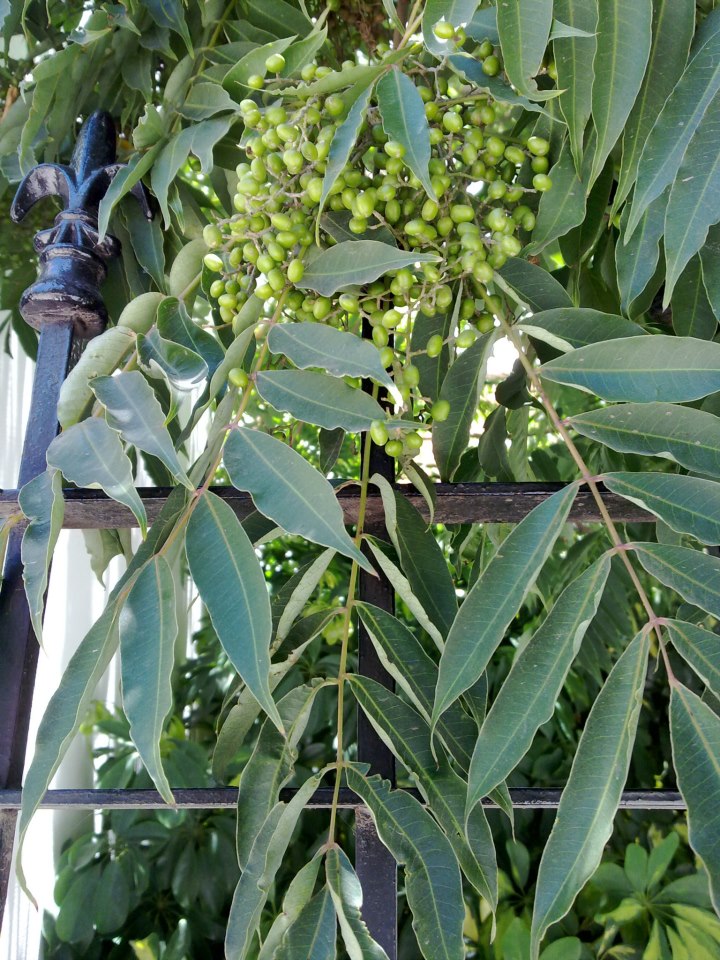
[666,620,720,700]
[525,141,587,253]
[345,767,465,960]
[447,54,553,114]
[411,309,453,403]
[626,9,720,238]
[257,857,324,960]
[236,681,325,868]
[531,631,650,957]
[616,192,666,316]
[119,555,177,804]
[56,326,138,429]
[298,240,438,297]
[282,29,329,78]
[177,82,237,121]
[208,323,258,401]
[319,428,344,474]
[276,549,336,642]
[320,209,397,246]
[145,0,192,54]
[632,542,720,619]
[377,68,435,200]
[224,427,372,572]
[318,80,375,222]
[275,886,336,960]
[570,402,720,478]
[92,371,191,488]
[614,0,694,211]
[156,296,224,380]
[18,469,64,646]
[433,331,496,481]
[553,0,598,168]
[604,472,720,545]
[497,0,554,100]
[186,492,282,731]
[326,847,390,960]
[46,418,147,536]
[498,258,573,313]
[422,0,481,56]
[670,683,720,914]
[539,335,720,403]
[433,485,577,725]
[466,555,610,815]
[137,326,208,390]
[672,256,718,340]
[700,223,720,321]
[519,309,646,352]
[255,370,385,432]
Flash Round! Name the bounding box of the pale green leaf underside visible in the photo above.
[298,239,438,296]
[631,542,720,619]
[256,369,385,431]
[519,309,646,352]
[275,886,336,960]
[666,619,720,701]
[19,469,64,646]
[377,67,435,199]
[604,472,720,545]
[326,846,390,960]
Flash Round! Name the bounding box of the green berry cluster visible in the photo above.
[203,47,552,460]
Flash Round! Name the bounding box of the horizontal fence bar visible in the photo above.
[0,482,652,528]
[0,787,684,811]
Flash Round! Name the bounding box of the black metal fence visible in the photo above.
[0,114,683,958]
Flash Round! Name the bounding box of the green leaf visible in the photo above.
[519,308,645,352]
[466,6,498,44]
[467,555,610,815]
[525,141,587,253]
[345,767,465,960]
[298,240,438,297]
[447,54,553,115]
[222,36,296,99]
[700,222,720,320]
[377,68,435,200]
[46,418,147,536]
[186,492,282,731]
[497,0,554,100]
[257,858,323,960]
[224,427,372,572]
[156,296,224,379]
[604,472,720,545]
[225,772,326,960]
[664,96,720,300]
[282,29,329,78]
[255,370,385,431]
[93,860,130,934]
[19,470,64,646]
[570,402,720,477]
[554,0,597,167]
[145,0,192,54]
[666,620,720,700]
[632,542,720,619]
[320,428,344,473]
[626,10,720,238]
[320,210,397,246]
[539,335,720,402]
[92,371,191,487]
[616,192,666,315]
[433,331,496,481]
[208,323,258,401]
[276,549,336,642]
[318,80,375,223]
[137,326,208,389]
[433,485,576,725]
[56,326,137,429]
[498,259,573,313]
[670,683,720,914]
[411,309,452,403]
[236,681,325,868]
[531,631,650,958]
[178,82,237,120]
[423,0,481,56]
[276,886,336,960]
[349,676,497,908]
[123,202,166,291]
[673,256,718,339]
[326,847,390,960]
[119,556,177,804]
[614,0,694,211]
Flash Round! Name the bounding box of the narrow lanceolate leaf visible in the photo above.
[604,473,720,545]
[570,403,720,478]
[318,80,374,223]
[672,256,718,340]
[46,418,147,536]
[433,331,496,481]
[497,0,554,100]
[236,682,324,869]
[626,9,720,238]
[224,427,372,573]
[276,886,336,960]
[257,857,323,960]
[256,370,385,432]
[525,142,587,253]
[225,773,326,960]
[701,223,720,320]
[18,470,64,646]
[276,549,335,642]
[539,336,720,403]
[349,677,497,909]
[268,322,394,391]
[326,847,390,960]
[298,240,438,297]
[614,0,694,211]
[664,96,720,300]
[119,556,177,804]
[467,555,610,816]
[498,258,573,313]
[554,0,598,169]
[588,0,652,186]
[616,192,666,315]
[531,632,650,958]
[632,543,720,619]
[186,492,281,732]
[519,309,645,353]
[434,485,576,725]
[666,620,720,700]
[92,371,191,488]
[377,68,435,200]
[422,0,481,56]
[345,767,465,960]
[670,683,720,914]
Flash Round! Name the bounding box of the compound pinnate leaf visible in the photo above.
[377,68,435,199]
[531,631,650,957]
[298,240,438,297]
[604,472,720,545]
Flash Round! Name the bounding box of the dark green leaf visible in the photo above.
[222,36,296,99]
[604,472,720,545]
[320,428,344,473]
[616,192,666,315]
[145,0,192,54]
[256,370,384,431]
[497,0,554,100]
[326,847,389,960]
[423,0,481,56]
[700,222,720,320]
[671,255,719,339]
[19,469,64,645]
[137,326,208,389]
[632,542,720,619]
[276,886,336,960]
[178,82,237,120]
[519,308,645,351]
[257,857,323,960]
[157,295,224,379]
[553,0,597,167]
[318,80,375,220]
[525,141,587,253]
[498,259,572,313]
[298,240,438,297]
[377,68,435,199]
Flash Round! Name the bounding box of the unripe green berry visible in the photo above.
[372,325,389,347]
[339,293,359,313]
[385,140,406,159]
[482,55,500,77]
[313,296,332,320]
[478,39,494,58]
[384,439,404,458]
[476,313,494,333]
[204,253,224,273]
[287,259,304,283]
[247,74,264,89]
[442,111,464,133]
[431,399,451,421]
[527,135,550,157]
[473,260,494,284]
[229,368,249,389]
[403,364,420,387]
[325,94,345,117]
[426,334,443,357]
[433,19,455,40]
[450,204,475,224]
[382,309,402,329]
[405,431,423,450]
[265,53,286,73]
[456,327,477,348]
[203,223,223,248]
[533,173,553,192]
[379,346,395,368]
[370,420,389,446]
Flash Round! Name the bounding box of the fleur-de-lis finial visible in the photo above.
[11,111,152,339]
